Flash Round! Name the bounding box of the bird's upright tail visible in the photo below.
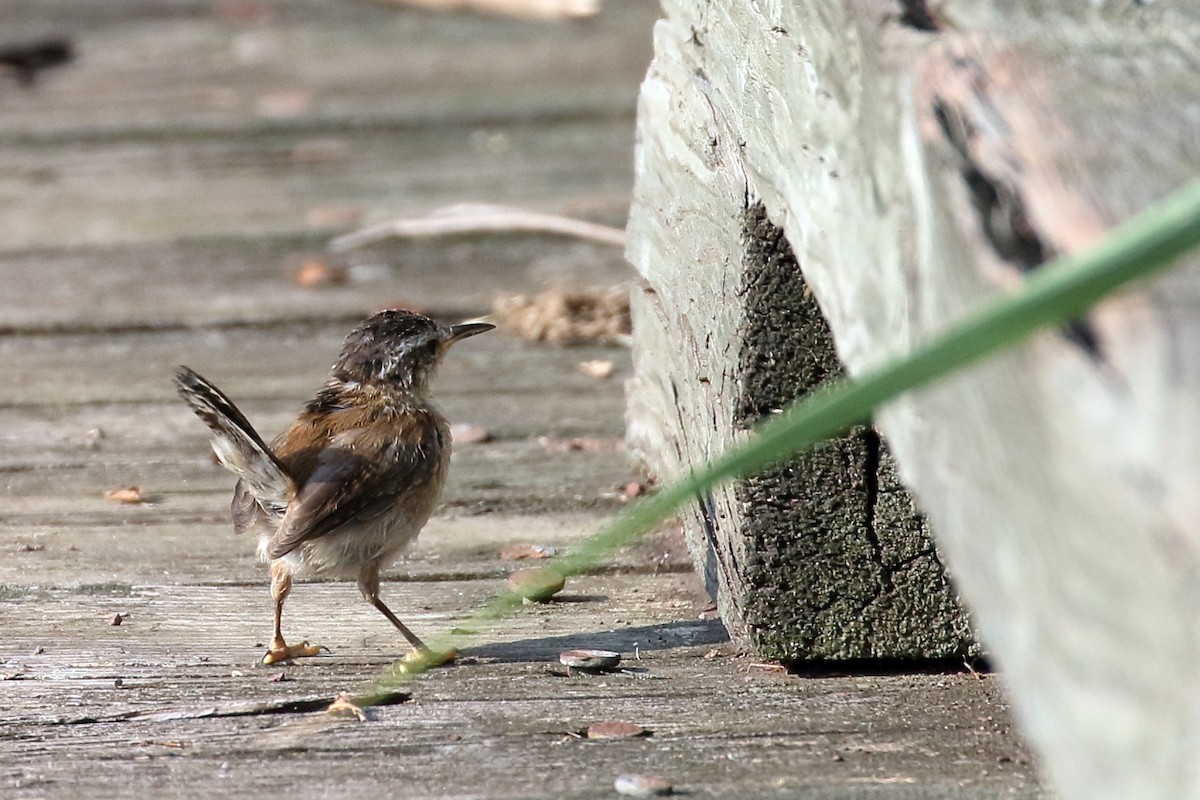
[173,366,295,514]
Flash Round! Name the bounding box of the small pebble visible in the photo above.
[614,774,673,797]
[508,568,565,601]
[559,648,621,671]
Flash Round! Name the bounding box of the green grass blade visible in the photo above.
[359,177,1200,700]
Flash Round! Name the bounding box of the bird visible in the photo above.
[173,310,494,665]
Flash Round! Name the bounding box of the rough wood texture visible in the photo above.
[0,0,1044,796]
[626,0,1200,797]
[626,20,974,660]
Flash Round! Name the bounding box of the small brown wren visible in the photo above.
[173,310,494,665]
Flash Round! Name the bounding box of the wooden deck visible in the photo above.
[1,2,1040,797]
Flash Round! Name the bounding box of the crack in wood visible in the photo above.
[53,690,409,725]
[859,427,895,595]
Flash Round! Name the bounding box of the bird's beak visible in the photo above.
[445,321,496,344]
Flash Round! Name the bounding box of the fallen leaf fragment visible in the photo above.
[105,486,146,505]
[325,691,366,721]
[500,543,557,561]
[293,260,347,288]
[621,481,647,500]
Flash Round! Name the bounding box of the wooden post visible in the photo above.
[626,0,1200,796]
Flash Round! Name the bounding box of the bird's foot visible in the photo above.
[397,646,457,674]
[262,640,324,665]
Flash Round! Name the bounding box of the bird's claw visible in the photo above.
[262,640,324,665]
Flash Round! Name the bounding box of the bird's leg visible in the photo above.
[262,562,322,665]
[359,562,454,668]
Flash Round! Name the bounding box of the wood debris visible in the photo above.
[449,423,492,444]
[586,721,649,739]
[537,435,624,453]
[500,543,557,561]
[54,690,409,725]
[368,0,600,19]
[493,288,630,345]
[578,358,614,379]
[105,486,147,505]
[325,692,367,721]
[293,260,348,288]
[330,202,624,251]
[621,480,647,500]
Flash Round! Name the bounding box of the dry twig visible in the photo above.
[330,203,625,251]
[364,0,599,20]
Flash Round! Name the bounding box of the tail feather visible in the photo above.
[173,366,295,512]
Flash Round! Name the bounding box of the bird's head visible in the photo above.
[331,310,494,394]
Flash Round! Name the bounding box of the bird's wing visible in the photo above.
[265,421,442,560]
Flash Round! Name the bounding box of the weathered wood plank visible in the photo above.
[0,121,637,252]
[0,325,641,586]
[1,577,1038,800]
[0,0,657,137]
[0,235,631,332]
[0,0,1045,795]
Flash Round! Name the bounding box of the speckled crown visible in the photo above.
[331,310,442,386]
